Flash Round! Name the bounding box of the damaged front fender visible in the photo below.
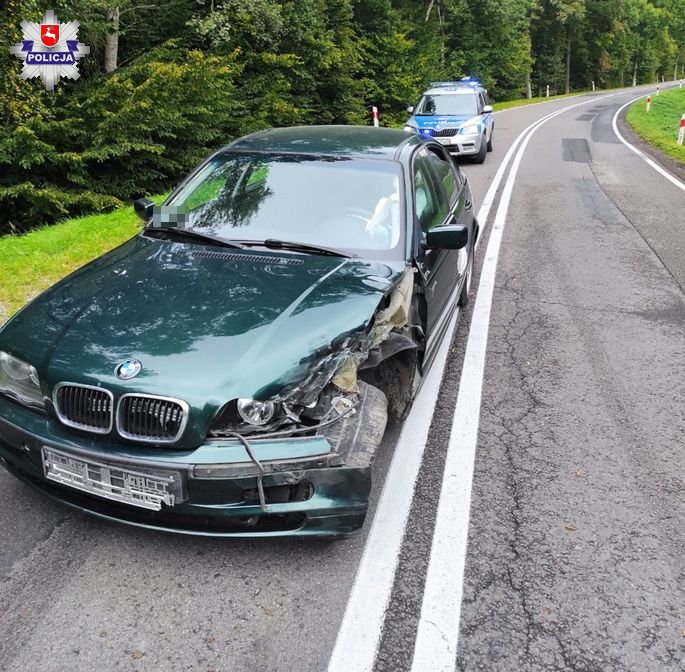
[210,267,418,442]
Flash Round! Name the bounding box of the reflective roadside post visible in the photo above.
[592,81,595,92]
[646,95,651,112]
[677,114,685,146]
[546,84,550,98]
[371,106,379,128]
[656,85,660,96]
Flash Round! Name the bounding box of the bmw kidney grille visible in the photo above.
[53,384,188,443]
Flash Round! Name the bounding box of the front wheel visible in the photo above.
[458,246,474,307]
[473,134,487,164]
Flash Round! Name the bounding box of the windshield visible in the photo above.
[158,153,404,260]
[415,93,478,117]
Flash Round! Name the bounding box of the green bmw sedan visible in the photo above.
[0,125,478,537]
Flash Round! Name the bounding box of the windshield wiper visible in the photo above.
[236,239,352,258]
[143,226,244,249]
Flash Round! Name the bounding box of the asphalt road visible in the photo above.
[1,85,683,672]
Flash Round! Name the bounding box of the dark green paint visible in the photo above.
[0,126,441,537]
[228,125,423,159]
[0,236,403,448]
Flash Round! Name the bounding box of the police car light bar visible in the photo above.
[430,77,483,89]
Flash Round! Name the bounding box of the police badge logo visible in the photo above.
[9,10,90,91]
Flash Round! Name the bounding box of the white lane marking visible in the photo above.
[474,127,528,251]
[492,93,588,115]
[476,87,650,248]
[327,303,460,672]
[492,81,676,117]
[327,94,603,672]
[410,92,624,672]
[612,93,685,192]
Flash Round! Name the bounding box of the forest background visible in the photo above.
[1,0,683,234]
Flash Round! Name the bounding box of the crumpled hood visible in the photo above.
[1,236,404,434]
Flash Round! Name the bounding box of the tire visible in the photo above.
[320,381,388,468]
[458,244,474,307]
[487,126,494,152]
[473,134,487,163]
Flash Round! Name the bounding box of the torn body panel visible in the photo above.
[179,270,419,532]
[209,266,418,444]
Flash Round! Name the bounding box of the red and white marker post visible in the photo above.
[371,106,379,128]
[646,96,651,112]
[677,113,685,146]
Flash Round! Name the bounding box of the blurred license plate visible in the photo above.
[42,447,179,511]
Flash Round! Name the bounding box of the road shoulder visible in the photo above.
[618,110,685,182]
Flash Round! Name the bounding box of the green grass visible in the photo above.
[626,87,685,164]
[0,196,165,323]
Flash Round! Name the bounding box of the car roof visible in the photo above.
[225,125,423,160]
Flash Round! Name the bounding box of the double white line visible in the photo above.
[328,90,627,672]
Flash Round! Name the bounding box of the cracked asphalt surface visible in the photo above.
[377,88,684,671]
[1,87,683,672]
[462,100,683,671]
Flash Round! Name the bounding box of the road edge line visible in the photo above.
[326,100,576,672]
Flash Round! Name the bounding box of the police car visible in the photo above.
[404,77,494,163]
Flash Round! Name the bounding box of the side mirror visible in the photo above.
[425,225,468,250]
[482,104,493,113]
[407,106,415,114]
[133,197,155,221]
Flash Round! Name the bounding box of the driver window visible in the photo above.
[413,151,445,232]
[426,148,462,206]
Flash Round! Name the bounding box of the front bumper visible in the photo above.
[433,131,482,155]
[0,395,373,537]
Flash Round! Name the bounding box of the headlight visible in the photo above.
[459,124,480,135]
[0,350,44,408]
[403,125,416,133]
[236,398,275,426]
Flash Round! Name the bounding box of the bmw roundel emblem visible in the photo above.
[115,359,142,380]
